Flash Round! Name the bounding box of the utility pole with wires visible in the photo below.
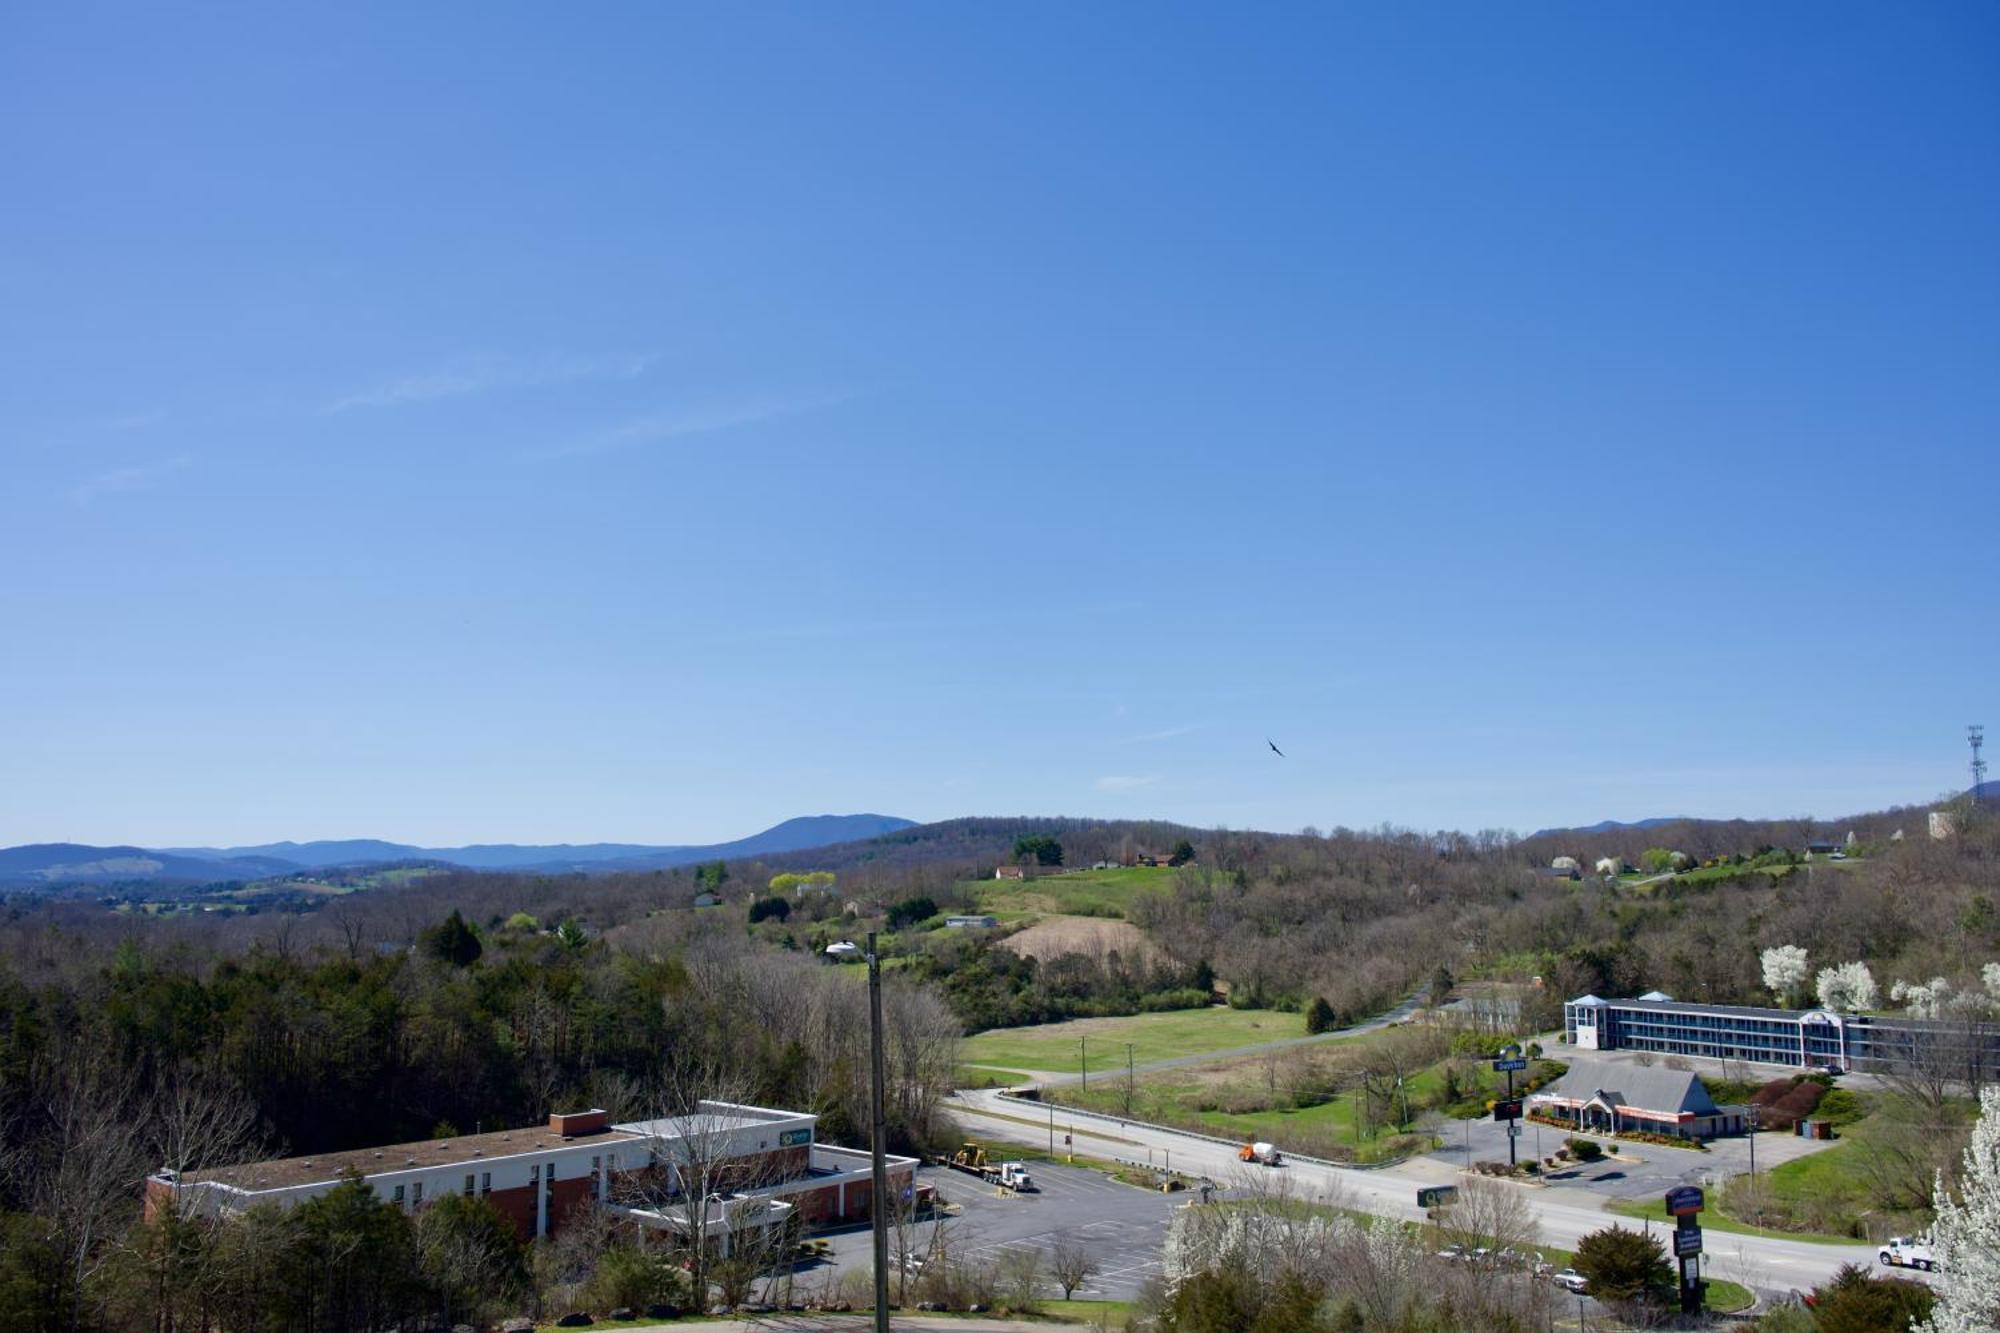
[1972,725,1988,801]
[867,932,889,1333]
[1079,1037,1088,1091]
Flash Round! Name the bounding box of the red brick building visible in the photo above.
[148,1101,918,1248]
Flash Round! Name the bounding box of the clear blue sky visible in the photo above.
[3,4,1995,846]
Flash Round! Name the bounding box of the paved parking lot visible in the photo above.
[1433,1111,1843,1205]
[821,1162,1194,1300]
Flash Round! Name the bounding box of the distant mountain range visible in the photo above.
[0,814,917,889]
[1526,816,1690,839]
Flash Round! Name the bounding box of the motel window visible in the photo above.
[392,1185,405,1204]
[592,1155,601,1173]
[531,1165,540,1184]
[464,1174,476,1195]
[481,1172,491,1194]
[412,1182,423,1205]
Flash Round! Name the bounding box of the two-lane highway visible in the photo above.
[948,1086,1879,1300]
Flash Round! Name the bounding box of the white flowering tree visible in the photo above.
[1815,961,1879,1013]
[1893,977,1959,1020]
[1921,1083,2000,1332]
[1761,945,1810,1007]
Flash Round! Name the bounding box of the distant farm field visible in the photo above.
[999,913,1155,964]
[960,1006,1303,1074]
[975,865,1177,920]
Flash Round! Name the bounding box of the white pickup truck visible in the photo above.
[1878,1237,1937,1271]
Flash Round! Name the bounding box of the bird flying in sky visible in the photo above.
[1267,738,1285,757]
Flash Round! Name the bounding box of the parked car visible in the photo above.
[1436,1244,1467,1262]
[1552,1267,1589,1294]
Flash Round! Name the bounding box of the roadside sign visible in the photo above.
[1492,1057,1529,1073]
[1507,1124,1521,1138]
[1665,1185,1705,1217]
[1417,1185,1458,1209]
[1491,1099,1523,1121]
[1673,1227,1703,1258]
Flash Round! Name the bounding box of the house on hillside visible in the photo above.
[1535,865,1581,882]
[1528,1059,1748,1140]
[993,865,1026,880]
[944,914,997,930]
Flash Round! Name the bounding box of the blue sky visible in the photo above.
[3,4,1995,846]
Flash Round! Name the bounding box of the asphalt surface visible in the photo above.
[950,1085,1884,1301]
[820,1162,1194,1301]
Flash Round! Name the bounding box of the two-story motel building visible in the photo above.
[1565,992,2000,1076]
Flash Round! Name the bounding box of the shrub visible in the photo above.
[1566,1136,1604,1162]
[1573,1225,1672,1302]
[747,896,791,924]
[885,897,939,931]
[1805,1263,1935,1333]
[585,1246,689,1313]
[1814,1087,1865,1127]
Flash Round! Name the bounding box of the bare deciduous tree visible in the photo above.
[1049,1231,1101,1299]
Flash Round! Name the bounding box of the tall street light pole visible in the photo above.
[867,932,889,1333]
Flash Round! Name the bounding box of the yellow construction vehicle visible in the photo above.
[946,1142,989,1173]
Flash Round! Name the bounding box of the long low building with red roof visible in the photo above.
[148,1101,918,1246]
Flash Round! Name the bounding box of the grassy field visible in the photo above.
[1042,1045,1442,1163]
[960,1006,1306,1074]
[974,865,1178,921]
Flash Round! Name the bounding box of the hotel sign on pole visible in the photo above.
[1664,1186,1705,1314]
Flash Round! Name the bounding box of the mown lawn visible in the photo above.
[1039,1033,1452,1162]
[960,1006,1305,1073]
[1037,1297,1137,1325]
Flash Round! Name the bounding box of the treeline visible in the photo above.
[906,933,1211,1030]
[0,907,957,1332]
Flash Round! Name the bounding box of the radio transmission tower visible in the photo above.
[1973,724,1988,802]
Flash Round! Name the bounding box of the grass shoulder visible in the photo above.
[1603,1194,1856,1247]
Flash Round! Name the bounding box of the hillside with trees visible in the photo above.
[2,799,1997,1328]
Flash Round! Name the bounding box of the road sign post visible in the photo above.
[1491,1047,1527,1166]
